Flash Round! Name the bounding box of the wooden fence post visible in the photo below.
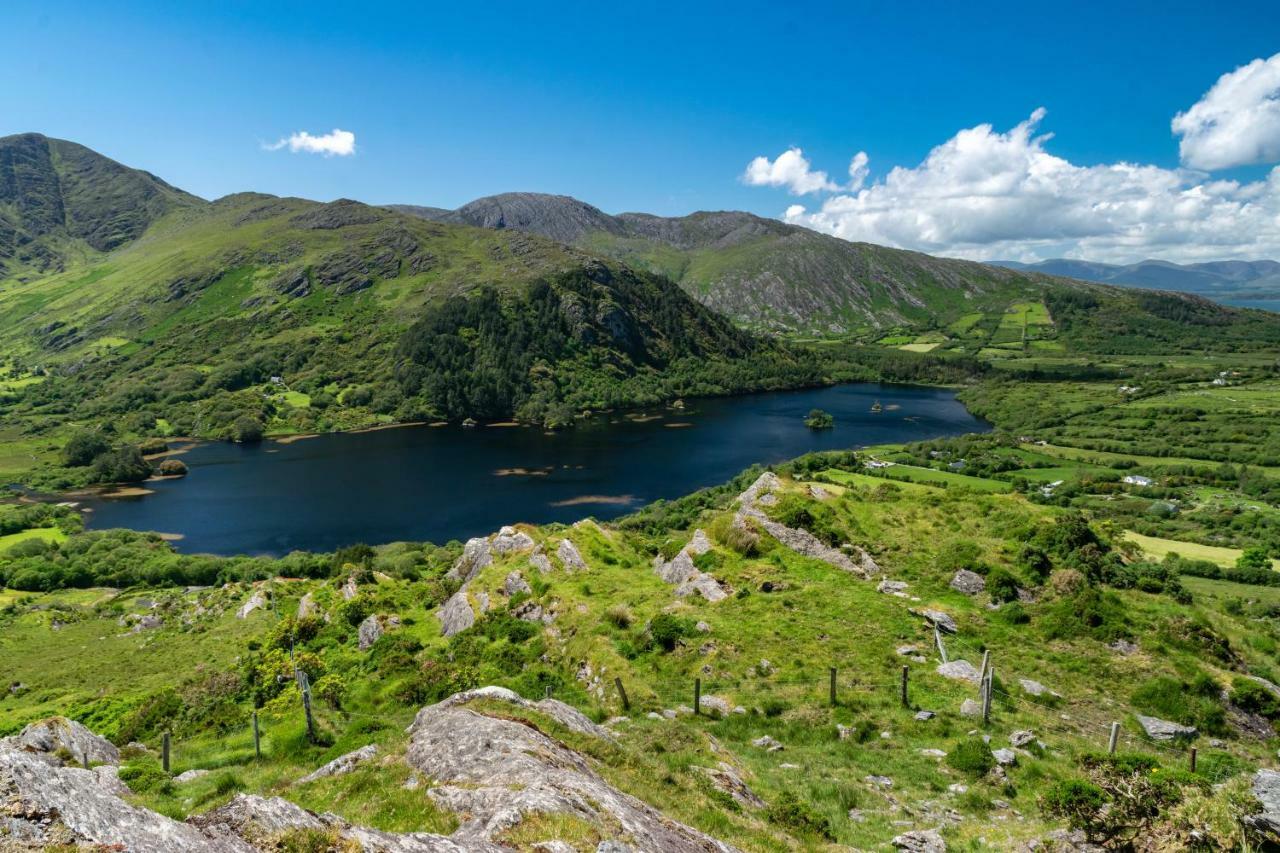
[981,670,992,726]
[1108,722,1119,755]
[1189,747,1197,773]
[299,671,316,743]
[829,667,837,706]
[694,677,701,715]
[614,677,630,711]
[978,650,990,687]
[252,711,261,760]
[161,732,170,774]
[900,665,909,707]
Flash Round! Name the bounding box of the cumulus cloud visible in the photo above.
[748,107,1280,263]
[1173,52,1280,170]
[265,128,357,157]
[742,147,838,194]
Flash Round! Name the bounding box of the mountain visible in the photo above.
[995,258,1280,308]
[0,132,202,276]
[0,149,816,449]
[392,193,1089,333]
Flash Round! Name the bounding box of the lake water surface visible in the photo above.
[82,383,987,555]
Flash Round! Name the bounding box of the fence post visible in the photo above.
[829,667,838,706]
[545,685,552,700]
[252,711,261,760]
[1107,722,1119,755]
[1189,747,1197,774]
[981,670,992,726]
[934,625,948,663]
[161,732,170,774]
[614,677,630,712]
[81,752,89,769]
[978,650,990,687]
[694,677,701,715]
[900,665,909,707]
[299,671,316,743]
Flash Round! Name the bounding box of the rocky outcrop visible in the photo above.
[3,717,120,765]
[502,571,531,597]
[358,614,384,650]
[192,793,478,852]
[1249,769,1280,836]
[406,688,736,851]
[949,569,985,595]
[236,588,267,619]
[491,525,535,555]
[296,592,319,620]
[696,763,765,809]
[298,744,379,784]
[447,537,493,584]
[439,591,475,637]
[1019,678,1061,698]
[734,472,875,578]
[555,538,587,572]
[654,531,729,602]
[0,746,250,852]
[913,608,958,634]
[1136,714,1197,742]
[936,660,981,683]
[893,828,947,852]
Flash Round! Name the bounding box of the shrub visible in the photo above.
[648,613,696,652]
[1131,675,1225,735]
[986,566,1021,602]
[764,791,834,840]
[1230,677,1280,719]
[1041,778,1108,831]
[118,762,173,795]
[313,674,348,709]
[90,446,152,483]
[231,416,264,443]
[946,738,995,777]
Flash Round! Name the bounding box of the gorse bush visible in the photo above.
[946,738,995,777]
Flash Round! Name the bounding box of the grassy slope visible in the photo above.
[2,463,1277,849]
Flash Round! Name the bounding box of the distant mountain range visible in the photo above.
[993,258,1280,309]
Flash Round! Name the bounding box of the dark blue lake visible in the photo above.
[82,383,987,556]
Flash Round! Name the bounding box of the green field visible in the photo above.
[1124,530,1280,570]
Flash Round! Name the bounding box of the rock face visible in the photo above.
[1250,769,1280,835]
[734,472,876,578]
[448,537,493,584]
[697,763,765,809]
[654,532,728,602]
[1018,678,1061,698]
[949,569,986,595]
[406,688,737,851]
[296,592,318,620]
[358,614,384,650]
[439,591,475,637]
[892,828,948,852]
[0,745,250,852]
[298,744,379,784]
[491,525,535,555]
[1136,714,1197,742]
[502,571,532,597]
[236,588,266,619]
[4,717,120,765]
[192,793,476,852]
[555,538,587,571]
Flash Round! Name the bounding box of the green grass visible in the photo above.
[0,527,67,551]
[1123,530,1280,570]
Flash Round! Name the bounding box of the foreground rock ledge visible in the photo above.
[0,687,738,852]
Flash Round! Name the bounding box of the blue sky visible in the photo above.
[4,1,1280,261]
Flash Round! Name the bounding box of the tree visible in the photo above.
[90,446,152,484]
[804,408,834,429]
[1237,547,1272,571]
[62,431,111,467]
[231,416,264,443]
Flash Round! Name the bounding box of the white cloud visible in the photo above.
[1173,52,1280,170]
[265,128,357,157]
[742,147,837,194]
[847,151,870,191]
[748,108,1280,263]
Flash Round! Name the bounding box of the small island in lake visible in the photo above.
[804,408,835,430]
